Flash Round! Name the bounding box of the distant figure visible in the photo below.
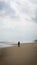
[18,41,20,47]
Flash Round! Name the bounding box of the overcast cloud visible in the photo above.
[0,0,37,42]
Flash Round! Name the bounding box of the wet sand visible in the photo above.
[0,43,37,65]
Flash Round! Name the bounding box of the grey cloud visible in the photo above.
[31,9,37,23]
[0,1,20,21]
[0,1,6,10]
[29,0,37,4]
[31,17,37,23]
[0,0,37,23]
[11,15,20,21]
[20,3,37,23]
[21,4,29,13]
[0,1,16,16]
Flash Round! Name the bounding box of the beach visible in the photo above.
[0,42,37,65]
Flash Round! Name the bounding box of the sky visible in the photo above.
[0,0,37,42]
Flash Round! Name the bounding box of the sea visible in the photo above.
[0,41,33,48]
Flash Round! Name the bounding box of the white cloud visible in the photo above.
[0,15,37,42]
[0,0,37,42]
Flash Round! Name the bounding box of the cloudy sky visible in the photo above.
[0,0,37,42]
